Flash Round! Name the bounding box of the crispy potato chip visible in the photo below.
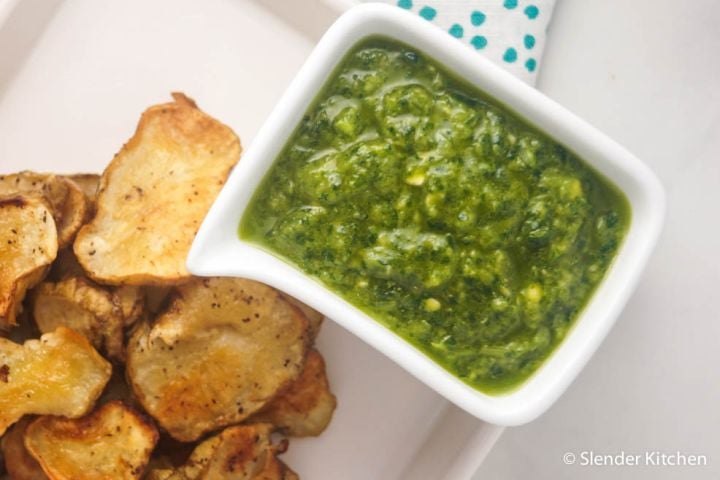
[55,180,88,249]
[66,174,100,199]
[65,174,100,215]
[279,294,324,341]
[0,327,111,435]
[0,196,58,329]
[46,248,145,329]
[251,349,336,437]
[0,173,67,220]
[113,285,145,327]
[1,417,47,480]
[127,278,310,441]
[146,424,295,480]
[0,172,87,249]
[73,93,241,285]
[25,401,158,480]
[31,277,126,361]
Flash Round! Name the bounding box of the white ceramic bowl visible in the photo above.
[187,3,665,426]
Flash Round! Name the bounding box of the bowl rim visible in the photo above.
[187,3,665,426]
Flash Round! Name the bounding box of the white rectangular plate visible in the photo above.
[0,0,503,478]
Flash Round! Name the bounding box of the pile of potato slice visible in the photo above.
[0,94,336,479]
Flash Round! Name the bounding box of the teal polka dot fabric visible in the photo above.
[368,0,556,85]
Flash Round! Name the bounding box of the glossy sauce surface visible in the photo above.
[241,37,630,393]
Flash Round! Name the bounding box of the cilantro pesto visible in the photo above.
[240,37,630,393]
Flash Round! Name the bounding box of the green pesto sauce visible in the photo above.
[240,37,630,394]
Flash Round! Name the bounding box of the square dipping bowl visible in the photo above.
[187,3,665,426]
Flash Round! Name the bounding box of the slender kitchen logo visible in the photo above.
[562,450,708,467]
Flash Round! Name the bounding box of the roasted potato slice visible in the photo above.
[65,174,100,216]
[146,424,296,480]
[251,349,336,437]
[55,179,88,249]
[65,174,100,199]
[0,172,87,248]
[0,196,57,329]
[25,401,158,480]
[46,248,145,328]
[113,285,145,326]
[73,93,241,285]
[0,327,111,435]
[1,417,47,480]
[0,173,67,220]
[31,277,126,361]
[279,294,324,341]
[0,170,64,212]
[127,278,310,441]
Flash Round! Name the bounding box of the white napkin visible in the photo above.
[364,0,556,85]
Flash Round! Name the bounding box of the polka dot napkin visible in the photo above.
[364,0,556,85]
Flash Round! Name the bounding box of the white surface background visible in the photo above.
[477,0,720,478]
